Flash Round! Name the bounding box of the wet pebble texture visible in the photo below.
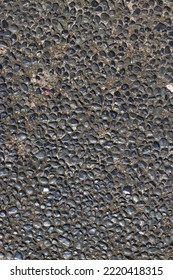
[0,0,173,260]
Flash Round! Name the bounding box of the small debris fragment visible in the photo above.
[45,89,50,96]
[166,84,173,93]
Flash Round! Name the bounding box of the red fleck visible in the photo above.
[45,89,50,96]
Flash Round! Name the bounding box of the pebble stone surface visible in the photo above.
[0,0,173,260]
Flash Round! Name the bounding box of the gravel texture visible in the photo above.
[0,0,173,260]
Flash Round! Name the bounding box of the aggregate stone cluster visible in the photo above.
[0,0,173,260]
